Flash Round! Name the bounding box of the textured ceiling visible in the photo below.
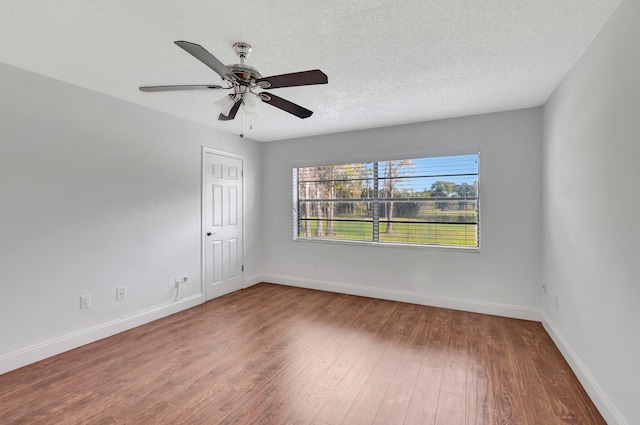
[0,0,621,142]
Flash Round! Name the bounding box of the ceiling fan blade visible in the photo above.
[139,84,224,92]
[261,93,313,119]
[218,99,242,121]
[174,41,239,83]
[256,70,328,89]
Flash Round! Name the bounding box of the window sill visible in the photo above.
[293,237,480,253]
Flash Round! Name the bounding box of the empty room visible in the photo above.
[1,1,638,424]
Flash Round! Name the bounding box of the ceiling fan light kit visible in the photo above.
[242,92,263,115]
[214,94,236,116]
[139,40,328,123]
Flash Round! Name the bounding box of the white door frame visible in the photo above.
[201,147,246,301]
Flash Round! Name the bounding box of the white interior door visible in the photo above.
[203,150,243,301]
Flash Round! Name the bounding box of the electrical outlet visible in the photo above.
[116,286,126,301]
[175,277,183,288]
[80,294,91,309]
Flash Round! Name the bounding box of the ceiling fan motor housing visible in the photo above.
[228,64,262,82]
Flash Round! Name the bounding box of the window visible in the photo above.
[293,153,479,248]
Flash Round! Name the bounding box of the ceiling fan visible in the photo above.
[140,41,328,121]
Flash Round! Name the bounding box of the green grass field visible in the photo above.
[298,220,478,247]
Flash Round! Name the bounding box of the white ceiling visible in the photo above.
[0,0,621,142]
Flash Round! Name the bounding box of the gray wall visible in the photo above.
[0,63,263,373]
[542,0,639,424]
[261,108,543,319]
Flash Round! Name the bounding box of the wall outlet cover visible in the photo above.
[116,287,126,301]
[80,294,91,309]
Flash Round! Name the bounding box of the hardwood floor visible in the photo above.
[0,283,606,425]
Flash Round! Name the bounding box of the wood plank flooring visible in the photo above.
[0,283,606,425]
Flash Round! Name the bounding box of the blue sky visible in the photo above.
[379,153,479,192]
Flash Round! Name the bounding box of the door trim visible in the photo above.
[201,147,245,301]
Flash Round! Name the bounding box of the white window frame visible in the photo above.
[292,153,480,250]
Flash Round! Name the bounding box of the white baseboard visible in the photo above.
[243,274,265,289]
[259,274,541,321]
[541,311,627,425]
[0,293,204,375]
